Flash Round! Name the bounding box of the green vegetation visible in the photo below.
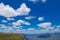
[0,33,25,40]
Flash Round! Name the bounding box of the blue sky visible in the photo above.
[0,0,60,34]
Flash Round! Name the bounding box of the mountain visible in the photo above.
[25,33,60,40]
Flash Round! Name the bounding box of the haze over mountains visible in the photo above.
[25,33,60,40]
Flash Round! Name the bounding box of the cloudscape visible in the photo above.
[0,0,60,34]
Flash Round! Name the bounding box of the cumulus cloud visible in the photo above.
[24,22,31,25]
[12,20,31,28]
[0,2,59,34]
[12,20,30,26]
[0,24,60,34]
[0,24,7,28]
[0,3,31,17]
[16,3,31,15]
[0,3,16,17]
[37,22,52,29]
[7,17,15,20]
[0,19,60,34]
[2,20,7,23]
[25,16,35,20]
[38,17,44,21]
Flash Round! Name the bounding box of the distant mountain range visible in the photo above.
[25,33,60,40]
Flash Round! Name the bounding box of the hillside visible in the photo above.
[0,33,25,40]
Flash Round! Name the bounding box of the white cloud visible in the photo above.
[25,16,35,20]
[0,3,16,17]
[24,22,31,25]
[16,3,31,15]
[12,26,22,28]
[0,24,60,34]
[38,17,44,21]
[16,28,40,34]
[37,22,52,29]
[17,20,25,24]
[3,27,14,33]
[2,20,7,23]
[28,0,39,3]
[7,17,15,20]
[27,28,36,30]
[12,20,31,28]
[16,20,31,25]
[41,0,47,3]
[12,22,21,27]
[12,20,31,25]
[0,19,31,29]
[0,24,7,28]
[27,0,47,3]
[0,3,31,17]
